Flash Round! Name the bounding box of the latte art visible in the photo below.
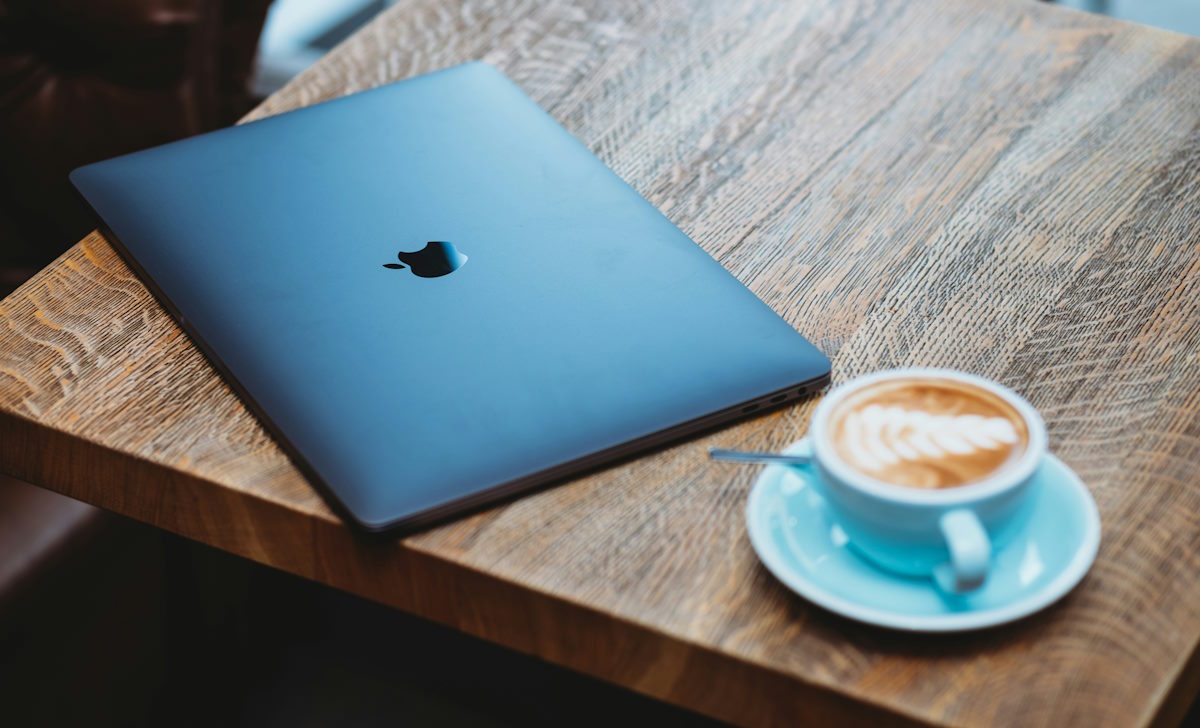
[828,378,1030,489]
[840,405,1020,473]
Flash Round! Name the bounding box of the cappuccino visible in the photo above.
[827,377,1029,489]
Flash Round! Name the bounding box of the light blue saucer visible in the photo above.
[746,442,1101,632]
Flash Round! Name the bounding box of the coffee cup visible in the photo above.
[795,368,1047,593]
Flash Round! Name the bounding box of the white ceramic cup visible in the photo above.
[797,368,1047,593]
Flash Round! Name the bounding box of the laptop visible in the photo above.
[70,62,830,534]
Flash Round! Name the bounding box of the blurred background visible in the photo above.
[253,0,390,96]
[1053,0,1200,36]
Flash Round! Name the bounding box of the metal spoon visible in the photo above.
[708,448,811,466]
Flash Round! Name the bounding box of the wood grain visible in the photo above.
[3,0,1200,725]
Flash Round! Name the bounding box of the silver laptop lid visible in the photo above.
[70,62,830,532]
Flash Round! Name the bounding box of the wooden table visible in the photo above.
[3,0,1199,724]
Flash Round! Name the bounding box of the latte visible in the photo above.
[827,377,1029,489]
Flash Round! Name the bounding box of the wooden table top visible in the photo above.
[3,0,1200,725]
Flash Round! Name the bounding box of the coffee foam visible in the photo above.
[828,378,1029,489]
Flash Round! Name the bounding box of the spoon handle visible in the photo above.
[708,448,811,466]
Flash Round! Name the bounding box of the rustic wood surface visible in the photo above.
[3,0,1200,725]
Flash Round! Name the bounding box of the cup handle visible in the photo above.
[933,509,991,594]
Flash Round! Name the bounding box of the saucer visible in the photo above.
[745,441,1101,632]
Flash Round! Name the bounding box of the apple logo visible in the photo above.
[383,241,468,278]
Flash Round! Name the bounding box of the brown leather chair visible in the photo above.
[0,0,272,290]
